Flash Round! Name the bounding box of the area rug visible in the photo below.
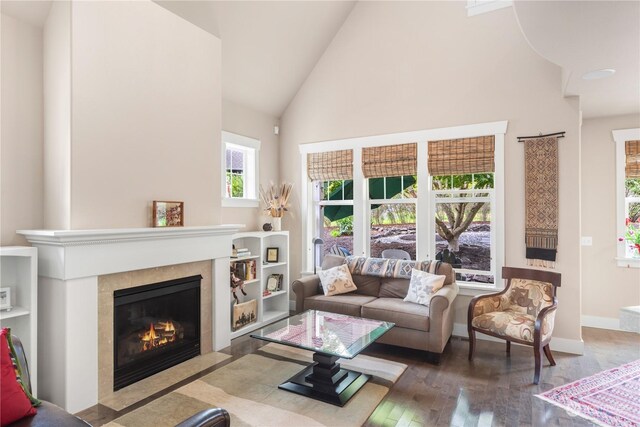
[536,359,640,426]
[105,344,407,427]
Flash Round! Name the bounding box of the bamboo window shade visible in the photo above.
[361,143,417,178]
[428,135,495,176]
[307,149,353,181]
[626,140,640,178]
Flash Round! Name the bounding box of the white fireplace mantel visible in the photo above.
[18,225,242,280]
[17,225,243,413]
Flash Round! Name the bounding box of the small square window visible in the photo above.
[221,131,260,208]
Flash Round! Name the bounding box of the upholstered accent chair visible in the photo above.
[467,267,561,384]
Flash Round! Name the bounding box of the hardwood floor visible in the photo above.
[78,327,639,426]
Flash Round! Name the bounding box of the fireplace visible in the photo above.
[113,275,202,390]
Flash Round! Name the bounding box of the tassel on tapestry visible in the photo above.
[524,136,559,268]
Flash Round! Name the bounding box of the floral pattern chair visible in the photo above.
[467,267,561,384]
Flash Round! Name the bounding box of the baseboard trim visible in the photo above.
[452,323,584,355]
[581,315,622,331]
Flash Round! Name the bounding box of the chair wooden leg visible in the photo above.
[543,344,556,366]
[533,344,543,384]
[468,328,476,361]
[506,341,511,356]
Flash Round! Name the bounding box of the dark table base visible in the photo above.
[278,352,370,407]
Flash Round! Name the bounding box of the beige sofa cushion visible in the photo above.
[362,298,430,332]
[304,294,376,317]
[378,277,410,298]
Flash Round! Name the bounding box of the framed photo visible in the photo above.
[0,287,12,311]
[232,299,257,331]
[266,247,279,263]
[153,201,184,227]
[266,274,283,292]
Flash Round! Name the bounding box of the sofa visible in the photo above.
[293,255,459,362]
[8,335,230,427]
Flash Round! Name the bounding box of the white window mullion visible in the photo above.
[353,148,365,256]
[419,141,431,261]
[493,133,505,286]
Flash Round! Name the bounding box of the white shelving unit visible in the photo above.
[0,246,37,395]
[230,231,289,339]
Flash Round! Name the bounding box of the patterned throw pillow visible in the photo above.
[318,264,358,296]
[403,269,446,306]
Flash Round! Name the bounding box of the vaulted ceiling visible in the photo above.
[2,1,638,119]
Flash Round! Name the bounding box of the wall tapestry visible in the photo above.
[525,136,559,268]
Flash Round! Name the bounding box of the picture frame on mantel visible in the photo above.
[152,201,184,227]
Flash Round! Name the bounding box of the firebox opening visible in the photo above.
[113,275,202,390]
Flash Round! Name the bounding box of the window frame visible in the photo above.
[221,131,261,208]
[300,121,507,294]
[612,128,640,268]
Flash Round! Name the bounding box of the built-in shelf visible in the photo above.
[0,246,37,395]
[263,290,287,300]
[231,255,260,261]
[262,310,289,324]
[0,306,30,320]
[230,231,289,339]
[263,262,287,269]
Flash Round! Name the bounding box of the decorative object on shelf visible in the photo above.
[267,274,283,292]
[230,265,246,304]
[152,201,184,227]
[262,289,271,297]
[0,288,12,311]
[521,134,560,268]
[232,299,257,331]
[259,182,293,231]
[262,223,272,232]
[266,247,279,263]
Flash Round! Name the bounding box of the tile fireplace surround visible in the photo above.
[18,225,242,413]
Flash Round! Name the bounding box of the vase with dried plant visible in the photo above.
[259,183,293,231]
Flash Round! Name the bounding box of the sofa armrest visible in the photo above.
[427,283,459,353]
[175,408,230,427]
[292,275,321,313]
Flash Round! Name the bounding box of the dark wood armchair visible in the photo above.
[467,267,561,384]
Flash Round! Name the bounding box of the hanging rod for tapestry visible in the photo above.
[517,131,565,142]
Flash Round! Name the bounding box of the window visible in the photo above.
[431,173,495,284]
[300,121,506,290]
[221,131,260,207]
[613,129,640,267]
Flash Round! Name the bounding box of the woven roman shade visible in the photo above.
[362,143,417,178]
[428,135,495,176]
[307,149,353,181]
[626,140,640,178]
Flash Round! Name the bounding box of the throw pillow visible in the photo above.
[1,328,37,426]
[403,269,446,306]
[318,264,358,296]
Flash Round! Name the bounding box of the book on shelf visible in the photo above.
[231,259,257,281]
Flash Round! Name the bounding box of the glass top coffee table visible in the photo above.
[250,310,394,406]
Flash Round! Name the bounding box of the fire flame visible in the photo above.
[139,320,177,351]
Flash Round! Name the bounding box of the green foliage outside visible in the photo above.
[330,216,354,237]
[226,171,244,198]
[627,178,640,222]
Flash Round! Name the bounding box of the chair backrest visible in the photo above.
[328,245,351,257]
[381,249,411,260]
[502,267,561,316]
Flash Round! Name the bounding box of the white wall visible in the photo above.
[220,98,280,231]
[1,14,44,245]
[43,1,71,230]
[280,2,583,346]
[581,113,640,326]
[66,1,221,228]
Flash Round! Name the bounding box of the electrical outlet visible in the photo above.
[581,236,593,246]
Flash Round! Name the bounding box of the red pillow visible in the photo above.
[0,328,37,426]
